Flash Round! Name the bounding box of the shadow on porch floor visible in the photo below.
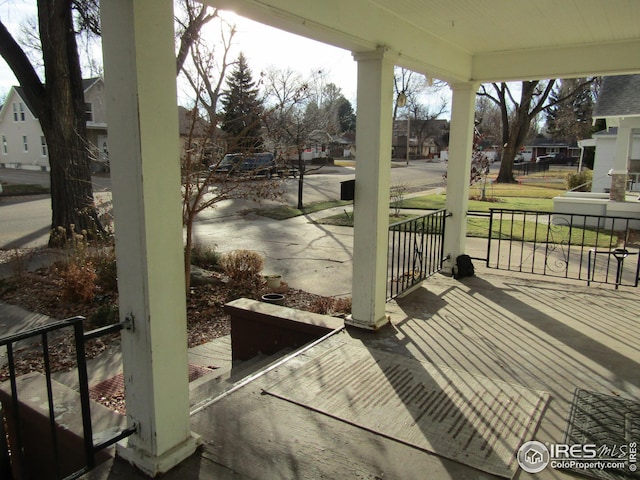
[85,267,640,480]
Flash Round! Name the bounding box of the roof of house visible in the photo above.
[4,77,103,119]
[177,106,213,137]
[13,87,38,117]
[593,74,640,118]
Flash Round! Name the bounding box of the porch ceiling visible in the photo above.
[206,0,640,83]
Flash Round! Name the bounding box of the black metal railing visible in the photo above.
[387,209,448,300]
[485,208,640,288]
[0,317,135,480]
[513,161,549,176]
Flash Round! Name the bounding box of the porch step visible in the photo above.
[0,371,126,480]
[189,347,294,409]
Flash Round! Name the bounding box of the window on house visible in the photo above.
[23,135,28,152]
[2,135,7,155]
[85,103,93,122]
[41,136,48,156]
[12,103,26,122]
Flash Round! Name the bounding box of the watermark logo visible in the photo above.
[517,441,637,474]
[517,441,550,473]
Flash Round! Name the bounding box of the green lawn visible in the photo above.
[256,178,621,248]
[397,194,555,212]
[397,181,566,213]
[466,217,620,247]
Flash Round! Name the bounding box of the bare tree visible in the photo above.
[176,7,284,288]
[181,104,283,291]
[393,68,449,159]
[177,7,236,145]
[175,0,218,75]
[475,95,503,149]
[262,67,326,209]
[410,101,448,158]
[478,79,596,183]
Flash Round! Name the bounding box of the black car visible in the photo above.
[239,153,277,178]
[210,153,243,175]
[535,153,576,166]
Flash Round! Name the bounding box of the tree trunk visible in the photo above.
[497,143,518,183]
[495,81,540,184]
[37,0,102,246]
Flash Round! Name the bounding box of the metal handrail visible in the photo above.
[0,317,136,479]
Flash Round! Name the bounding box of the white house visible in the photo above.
[0,77,108,172]
[583,128,640,193]
[555,75,640,220]
[590,75,640,194]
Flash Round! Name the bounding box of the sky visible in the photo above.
[0,2,358,101]
[217,11,359,102]
[0,2,449,117]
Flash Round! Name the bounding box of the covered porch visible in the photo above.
[97,0,640,475]
[86,268,640,479]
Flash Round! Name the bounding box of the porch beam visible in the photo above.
[443,83,478,274]
[101,0,199,475]
[346,47,395,330]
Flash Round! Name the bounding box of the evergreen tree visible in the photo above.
[545,78,596,143]
[220,53,264,152]
[336,97,356,133]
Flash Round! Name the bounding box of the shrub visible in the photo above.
[191,244,221,270]
[220,250,264,286]
[88,304,119,328]
[59,260,97,303]
[90,248,118,293]
[390,184,408,216]
[566,169,593,192]
[308,296,352,316]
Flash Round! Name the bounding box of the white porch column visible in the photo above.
[101,0,199,475]
[609,122,633,202]
[346,48,395,330]
[443,83,478,273]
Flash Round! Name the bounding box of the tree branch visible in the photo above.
[176,1,217,75]
[0,19,46,118]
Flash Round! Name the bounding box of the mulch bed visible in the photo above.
[0,265,337,395]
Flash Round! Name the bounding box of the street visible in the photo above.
[0,160,449,251]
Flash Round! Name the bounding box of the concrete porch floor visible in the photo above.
[85,267,640,480]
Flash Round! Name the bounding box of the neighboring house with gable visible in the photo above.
[586,75,640,193]
[0,77,108,172]
[554,74,640,220]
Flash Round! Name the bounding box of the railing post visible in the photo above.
[487,209,494,268]
[74,320,96,471]
[0,402,11,479]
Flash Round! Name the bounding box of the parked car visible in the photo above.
[535,153,576,166]
[238,153,277,178]
[211,152,297,179]
[210,153,243,175]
